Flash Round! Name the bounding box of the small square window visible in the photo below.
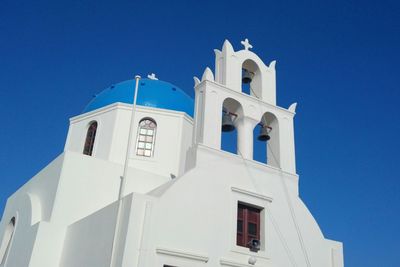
[248,222,257,235]
[237,203,261,250]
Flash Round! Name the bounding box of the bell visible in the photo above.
[222,112,235,132]
[257,125,271,141]
[242,69,254,84]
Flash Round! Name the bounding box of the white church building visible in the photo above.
[0,40,343,267]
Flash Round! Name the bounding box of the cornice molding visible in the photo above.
[220,258,253,267]
[156,247,209,262]
[231,187,273,202]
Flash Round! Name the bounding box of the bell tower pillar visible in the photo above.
[236,116,258,160]
[193,68,222,150]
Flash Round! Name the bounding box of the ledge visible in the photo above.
[196,144,298,179]
[197,80,295,116]
[156,247,209,262]
[231,187,273,202]
[70,102,194,124]
[220,258,253,267]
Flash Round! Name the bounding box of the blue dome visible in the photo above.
[84,79,194,117]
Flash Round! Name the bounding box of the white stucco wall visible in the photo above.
[65,103,193,178]
[119,145,343,267]
[60,198,122,267]
[0,134,343,267]
[0,154,64,267]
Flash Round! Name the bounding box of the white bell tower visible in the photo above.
[193,39,297,173]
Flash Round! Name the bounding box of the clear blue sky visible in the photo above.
[0,0,399,266]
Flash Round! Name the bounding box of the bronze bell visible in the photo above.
[242,69,254,84]
[222,112,235,132]
[257,125,272,141]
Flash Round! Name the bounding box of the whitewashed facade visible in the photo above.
[0,40,343,267]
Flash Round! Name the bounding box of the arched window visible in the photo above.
[0,217,16,265]
[83,121,98,156]
[136,118,157,157]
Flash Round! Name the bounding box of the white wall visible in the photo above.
[119,145,343,267]
[60,199,122,267]
[0,122,342,267]
[0,154,65,267]
[65,103,194,179]
[65,106,118,160]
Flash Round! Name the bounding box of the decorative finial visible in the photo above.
[147,73,158,80]
[193,76,201,87]
[201,67,214,82]
[222,39,234,53]
[241,38,253,50]
[288,102,297,113]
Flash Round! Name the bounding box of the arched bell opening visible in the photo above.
[221,98,243,155]
[221,127,238,154]
[253,123,267,164]
[255,112,280,167]
[241,59,262,99]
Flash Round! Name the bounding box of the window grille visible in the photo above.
[83,121,98,156]
[136,118,157,157]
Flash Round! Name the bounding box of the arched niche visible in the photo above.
[0,217,16,265]
[241,59,262,99]
[221,98,243,155]
[255,112,280,167]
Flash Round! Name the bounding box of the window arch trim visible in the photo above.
[136,118,157,157]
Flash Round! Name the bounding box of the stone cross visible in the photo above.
[241,38,253,50]
[147,73,158,80]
